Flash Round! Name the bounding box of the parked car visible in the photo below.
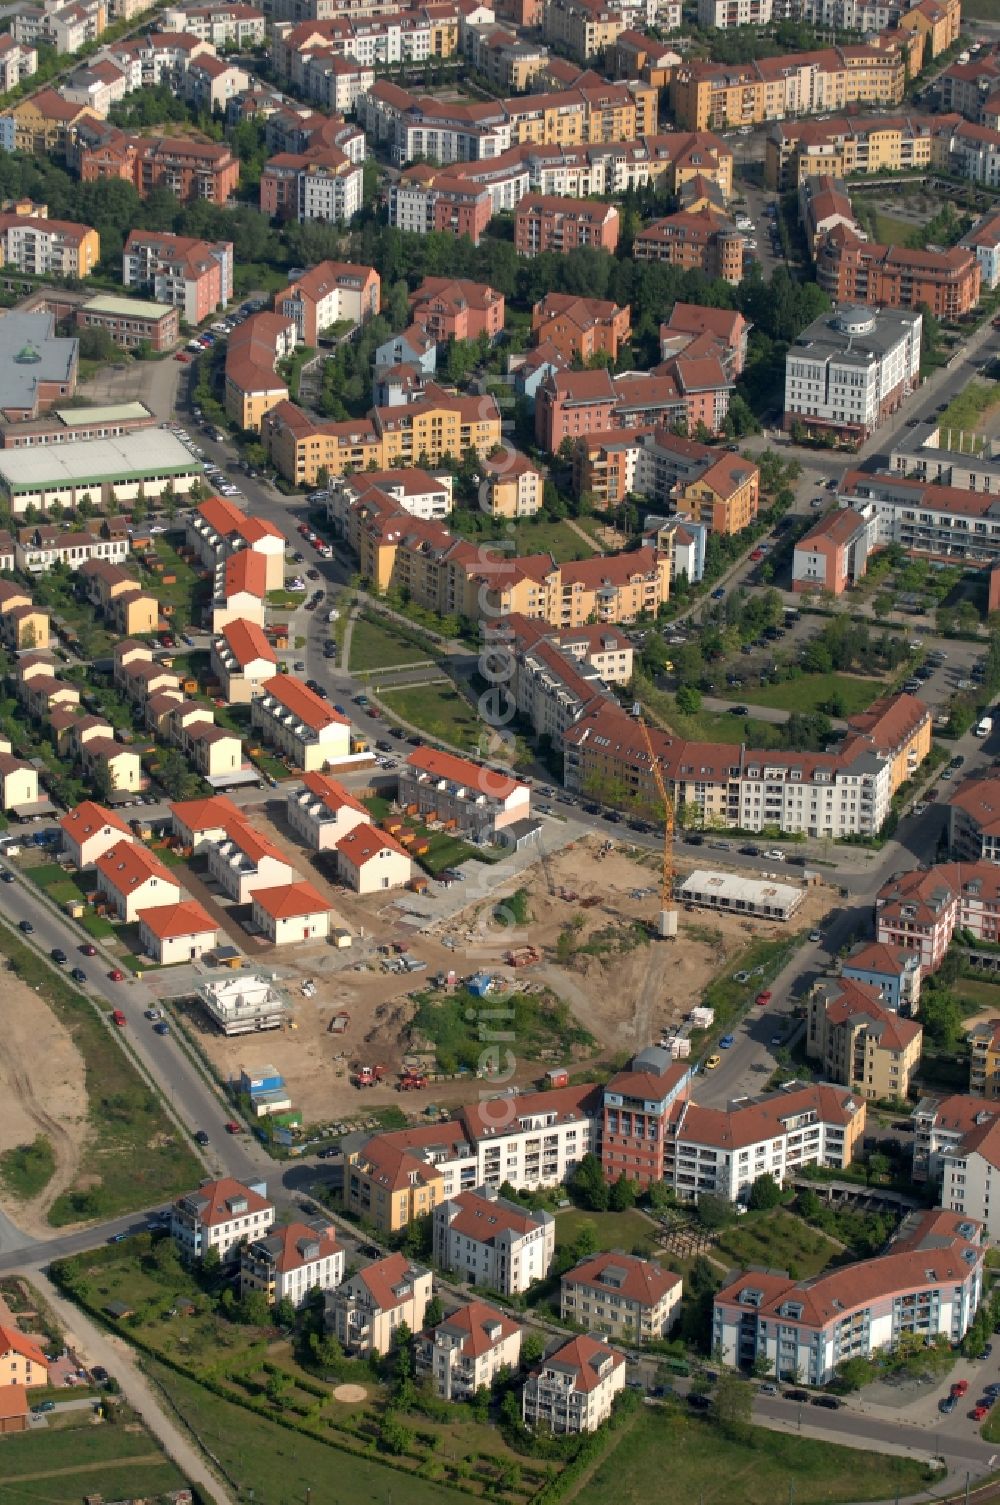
[194,1129,209,1145]
[18,919,32,934]
[705,1053,721,1070]
[784,1389,810,1403]
[756,991,772,1006]
[50,948,67,964]
[719,1034,735,1049]
[811,1396,840,1410]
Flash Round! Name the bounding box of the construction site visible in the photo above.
[186,837,837,1131]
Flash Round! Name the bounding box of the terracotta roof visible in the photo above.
[428,1300,520,1358]
[96,839,180,897]
[220,617,276,668]
[405,745,525,801]
[669,1082,862,1153]
[177,1176,273,1228]
[252,879,334,920]
[247,1219,340,1274]
[947,772,1000,838]
[444,1189,546,1243]
[259,674,350,733]
[356,1251,428,1312]
[537,1334,624,1393]
[138,899,217,940]
[0,1386,27,1420]
[60,800,131,842]
[170,794,243,833]
[844,939,921,977]
[818,977,923,1052]
[563,1252,681,1308]
[335,824,409,865]
[0,1324,46,1368]
[462,1083,602,1140]
[605,1059,690,1102]
[222,551,267,599]
[299,770,369,817]
[798,506,869,549]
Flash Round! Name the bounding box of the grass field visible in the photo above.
[381,682,486,751]
[144,1358,499,1505]
[937,381,1000,436]
[953,976,1000,1012]
[0,1421,187,1504]
[574,1406,938,1505]
[715,1208,842,1278]
[869,211,917,246]
[450,514,599,564]
[718,673,882,716]
[554,1206,658,1256]
[349,615,434,673]
[0,923,201,1226]
[0,1134,55,1200]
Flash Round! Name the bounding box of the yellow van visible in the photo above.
[706,1053,721,1071]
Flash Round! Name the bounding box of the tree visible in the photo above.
[274,1297,296,1328]
[521,1331,545,1366]
[919,986,964,1051]
[424,1295,444,1329]
[392,1319,414,1379]
[748,1173,781,1211]
[266,1369,292,1407]
[240,1290,271,1326]
[835,1356,875,1391]
[570,1152,610,1211]
[712,1373,753,1438]
[676,684,702,714]
[202,1245,221,1274]
[866,1152,891,1186]
[379,1413,413,1455]
[609,1174,637,1212]
[696,1194,737,1231]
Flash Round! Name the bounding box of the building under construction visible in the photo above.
[677,869,804,922]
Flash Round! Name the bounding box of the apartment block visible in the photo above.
[123,229,233,324]
[784,306,923,443]
[817,231,981,319]
[78,128,239,204]
[876,862,1000,971]
[275,260,380,343]
[806,976,923,1100]
[792,506,873,594]
[416,1303,523,1401]
[522,1336,626,1433]
[714,1208,982,1385]
[170,1176,275,1262]
[531,292,630,364]
[325,1254,432,1356]
[224,312,296,433]
[433,1187,555,1296]
[160,2,266,47]
[561,1253,682,1343]
[503,612,633,740]
[240,1218,343,1307]
[601,1047,692,1188]
[633,205,744,283]
[0,213,98,278]
[514,194,619,256]
[260,147,363,224]
[949,773,1000,864]
[767,111,951,191]
[0,36,37,92]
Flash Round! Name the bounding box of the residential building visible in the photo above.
[335,824,412,894]
[9,89,98,157]
[13,1,106,58]
[416,1302,523,1400]
[514,195,619,256]
[433,1186,555,1296]
[78,128,240,205]
[0,582,50,651]
[59,799,134,869]
[138,900,219,965]
[843,692,931,796]
[286,770,370,851]
[398,746,530,839]
[171,1176,275,1262]
[275,260,380,344]
[806,976,923,1100]
[123,230,233,324]
[181,54,250,112]
[0,213,99,278]
[0,753,39,813]
[250,879,335,945]
[240,1218,344,1306]
[792,506,873,595]
[259,147,363,225]
[841,938,922,1014]
[874,862,1000,970]
[961,208,1000,293]
[713,1207,983,1384]
[601,1047,692,1189]
[817,231,981,320]
[913,1093,1000,1181]
[560,1253,682,1342]
[503,613,633,740]
[14,521,129,574]
[251,675,352,773]
[224,312,297,432]
[767,112,952,191]
[408,277,504,344]
[948,773,1000,864]
[531,293,630,364]
[325,1253,432,1356]
[0,1326,48,1388]
[633,206,745,284]
[205,819,295,904]
[95,840,182,922]
[698,0,771,24]
[899,0,960,59]
[798,173,863,254]
[210,619,277,703]
[327,469,452,530]
[171,792,245,852]
[522,1335,626,1433]
[211,551,268,632]
[0,37,37,93]
[969,1020,1000,1100]
[160,3,266,47]
[541,0,633,62]
[188,495,286,590]
[784,305,923,444]
[483,451,543,519]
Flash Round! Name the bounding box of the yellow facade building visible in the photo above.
[807,978,923,1102]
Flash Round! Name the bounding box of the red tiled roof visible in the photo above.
[428,1300,520,1358]
[563,1252,681,1308]
[138,899,217,940]
[538,1334,624,1393]
[220,617,276,668]
[59,800,131,841]
[335,824,409,865]
[252,879,334,920]
[444,1189,545,1242]
[177,1176,272,1228]
[96,839,179,896]
[260,674,350,733]
[405,745,525,801]
[356,1251,427,1311]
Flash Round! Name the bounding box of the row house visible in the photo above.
[186,494,285,590]
[0,581,50,651]
[211,549,268,631]
[59,799,134,870]
[78,558,157,636]
[416,1302,522,1401]
[15,521,128,574]
[714,1207,982,1385]
[209,618,277,703]
[285,770,370,851]
[250,674,352,773]
[205,816,295,904]
[397,745,531,839]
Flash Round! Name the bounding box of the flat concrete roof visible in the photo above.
[0,431,199,493]
[678,868,804,913]
[82,294,177,322]
[0,311,77,415]
[54,401,152,426]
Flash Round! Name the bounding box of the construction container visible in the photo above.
[331,928,352,948]
[545,1067,570,1089]
[249,1089,293,1117]
[468,973,492,998]
[241,1066,284,1095]
[689,1005,715,1030]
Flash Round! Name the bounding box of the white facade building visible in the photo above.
[784,306,922,442]
[240,1218,344,1306]
[171,1177,275,1262]
[416,1302,523,1401]
[522,1335,626,1434]
[432,1187,555,1296]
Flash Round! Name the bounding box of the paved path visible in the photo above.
[565,517,607,553]
[32,1270,236,1505]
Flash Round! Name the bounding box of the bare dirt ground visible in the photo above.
[0,972,88,1236]
[190,838,836,1131]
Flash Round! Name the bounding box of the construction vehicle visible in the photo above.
[398,1071,429,1091]
[328,1011,350,1034]
[353,1063,386,1089]
[636,711,678,939]
[504,945,541,968]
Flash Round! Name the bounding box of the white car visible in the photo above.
[763,849,785,861]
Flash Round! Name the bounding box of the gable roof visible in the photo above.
[0,1324,46,1368]
[355,1251,428,1311]
[96,839,179,896]
[405,745,524,800]
[252,879,334,920]
[563,1252,681,1307]
[59,800,131,842]
[137,899,218,940]
[538,1334,624,1392]
[336,824,409,866]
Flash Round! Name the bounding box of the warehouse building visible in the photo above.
[0,430,201,514]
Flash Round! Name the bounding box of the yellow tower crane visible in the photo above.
[637,712,678,940]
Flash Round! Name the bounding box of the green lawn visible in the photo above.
[715,1208,841,1279]
[448,512,599,564]
[349,614,434,673]
[0,1134,55,1200]
[718,673,882,716]
[554,1207,658,1256]
[954,976,1000,1011]
[0,1421,187,1504]
[144,1360,473,1505]
[574,1406,939,1505]
[381,682,488,752]
[937,380,1000,436]
[363,794,503,876]
[0,923,201,1226]
[869,211,917,246]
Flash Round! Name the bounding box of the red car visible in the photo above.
[298,523,310,536]
[81,943,97,956]
[952,1380,970,1397]
[173,352,191,363]
[973,1406,989,1421]
[756,990,772,1006]
[112,1009,126,1027]
[750,549,764,561]
[224,1121,243,1134]
[109,968,125,982]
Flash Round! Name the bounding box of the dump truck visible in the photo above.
[398,1072,429,1091]
[354,1063,386,1088]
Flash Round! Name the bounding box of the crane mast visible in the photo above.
[637,712,678,940]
